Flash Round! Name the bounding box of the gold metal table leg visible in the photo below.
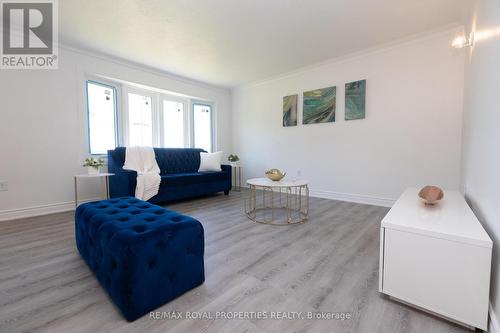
[245,184,309,225]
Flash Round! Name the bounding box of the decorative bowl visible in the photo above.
[265,168,286,181]
[418,185,444,205]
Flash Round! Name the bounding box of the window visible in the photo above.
[162,100,185,148]
[127,92,153,146]
[193,103,213,152]
[86,81,117,155]
[85,78,216,153]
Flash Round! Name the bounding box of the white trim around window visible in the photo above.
[84,76,122,156]
[83,75,216,153]
[122,86,159,147]
[191,100,216,152]
[159,95,190,149]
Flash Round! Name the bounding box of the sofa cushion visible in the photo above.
[107,147,205,175]
[155,148,205,174]
[161,171,227,186]
[198,151,223,172]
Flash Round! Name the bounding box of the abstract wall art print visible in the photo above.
[283,94,298,127]
[302,86,336,124]
[345,79,366,120]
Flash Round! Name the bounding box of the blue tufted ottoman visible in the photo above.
[75,197,205,321]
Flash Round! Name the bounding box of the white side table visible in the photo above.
[74,173,114,208]
[231,164,242,192]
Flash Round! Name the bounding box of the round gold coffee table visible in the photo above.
[245,178,309,225]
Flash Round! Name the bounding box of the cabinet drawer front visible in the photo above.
[382,228,490,329]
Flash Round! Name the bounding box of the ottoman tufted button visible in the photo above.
[119,217,130,222]
[144,217,156,222]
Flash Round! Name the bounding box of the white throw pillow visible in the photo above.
[199,151,223,172]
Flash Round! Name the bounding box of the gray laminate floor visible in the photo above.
[0,191,472,333]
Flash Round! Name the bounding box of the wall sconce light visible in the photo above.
[452,32,474,49]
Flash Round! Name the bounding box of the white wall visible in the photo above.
[0,46,232,220]
[232,30,465,206]
[461,0,500,329]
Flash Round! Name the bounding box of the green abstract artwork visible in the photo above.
[302,86,336,124]
[345,79,366,120]
[283,94,298,127]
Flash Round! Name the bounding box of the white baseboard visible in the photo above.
[0,189,394,222]
[237,185,395,208]
[491,302,500,333]
[309,189,396,207]
[0,197,103,222]
[0,201,75,222]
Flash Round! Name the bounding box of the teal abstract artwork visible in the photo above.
[302,86,336,124]
[345,80,366,120]
[283,94,298,126]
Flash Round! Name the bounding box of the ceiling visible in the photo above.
[59,0,470,88]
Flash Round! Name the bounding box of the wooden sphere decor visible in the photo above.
[418,186,444,205]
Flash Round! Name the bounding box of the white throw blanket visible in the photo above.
[123,146,161,201]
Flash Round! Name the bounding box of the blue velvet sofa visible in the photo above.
[108,147,232,203]
[75,197,205,321]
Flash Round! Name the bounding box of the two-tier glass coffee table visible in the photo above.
[245,178,309,225]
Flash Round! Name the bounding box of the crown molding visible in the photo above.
[235,23,463,90]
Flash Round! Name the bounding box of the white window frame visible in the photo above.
[191,100,215,152]
[159,94,190,148]
[83,75,216,152]
[84,78,121,156]
[122,86,160,147]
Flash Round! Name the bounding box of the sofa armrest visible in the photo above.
[221,164,232,191]
[108,148,137,198]
[109,170,137,198]
[221,164,232,174]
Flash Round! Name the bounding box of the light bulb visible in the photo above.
[451,32,474,49]
[452,35,467,48]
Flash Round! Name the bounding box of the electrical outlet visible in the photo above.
[0,181,8,192]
